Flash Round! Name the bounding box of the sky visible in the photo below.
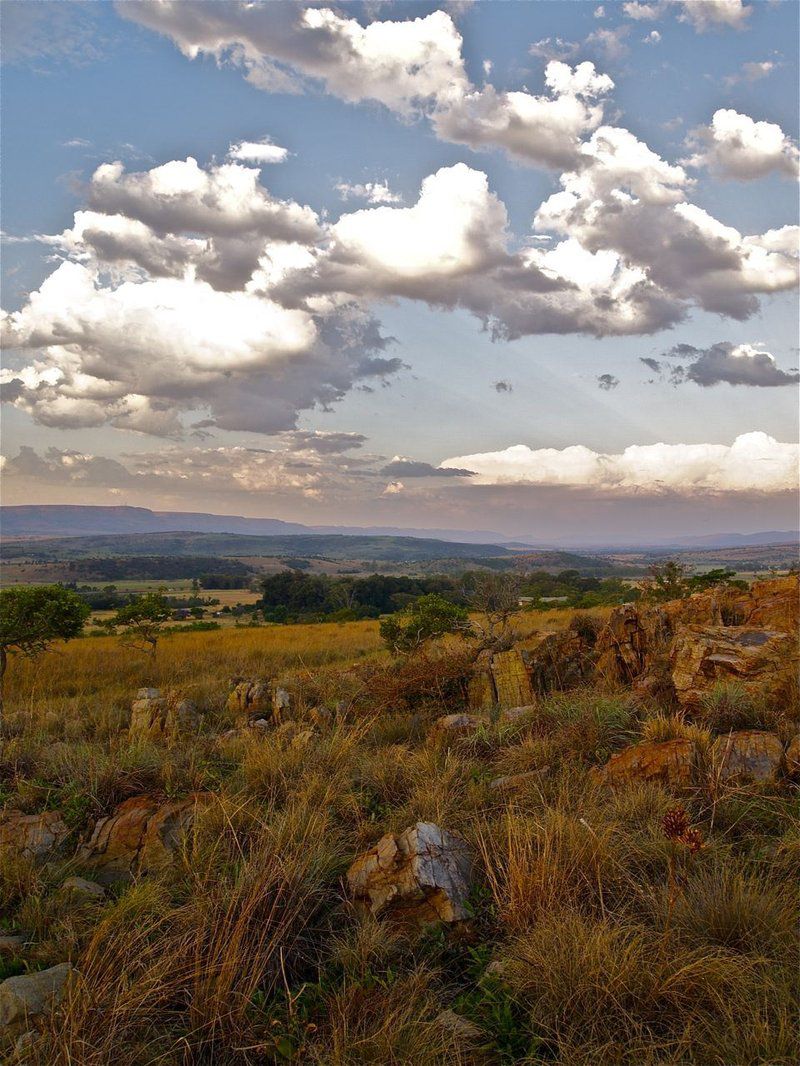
[1,0,798,543]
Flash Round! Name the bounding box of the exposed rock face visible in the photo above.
[527,625,596,696]
[593,739,696,789]
[129,688,199,742]
[711,731,784,784]
[347,822,474,924]
[0,963,71,1032]
[743,575,799,633]
[595,605,663,686]
[429,713,484,745]
[78,794,208,884]
[226,678,272,723]
[0,810,69,862]
[670,626,791,709]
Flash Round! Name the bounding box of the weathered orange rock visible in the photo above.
[743,575,799,633]
[670,625,792,708]
[0,810,69,861]
[527,626,596,695]
[78,794,208,884]
[347,822,474,924]
[711,731,783,785]
[593,739,696,789]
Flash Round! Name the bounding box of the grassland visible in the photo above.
[1,607,798,1065]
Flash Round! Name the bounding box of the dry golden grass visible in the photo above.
[1,609,797,1065]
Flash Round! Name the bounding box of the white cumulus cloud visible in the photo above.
[441,432,798,494]
[686,109,800,180]
[227,139,289,164]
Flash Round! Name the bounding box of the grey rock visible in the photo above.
[0,963,71,1031]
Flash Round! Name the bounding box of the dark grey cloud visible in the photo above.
[640,357,661,372]
[284,430,368,454]
[661,341,799,387]
[379,458,476,478]
[494,380,513,393]
[597,373,620,390]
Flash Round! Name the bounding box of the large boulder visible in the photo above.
[0,963,71,1033]
[670,625,792,709]
[593,738,696,789]
[129,688,199,743]
[77,794,208,884]
[711,731,784,785]
[347,822,475,924]
[0,810,69,862]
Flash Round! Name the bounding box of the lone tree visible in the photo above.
[0,584,90,716]
[380,593,469,656]
[108,591,172,658]
[460,571,523,650]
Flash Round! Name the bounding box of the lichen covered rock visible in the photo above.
[347,822,474,924]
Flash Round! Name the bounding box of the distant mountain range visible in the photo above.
[0,505,796,552]
[1,505,519,546]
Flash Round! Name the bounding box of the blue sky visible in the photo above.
[1,1,798,541]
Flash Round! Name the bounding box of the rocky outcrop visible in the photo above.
[347,822,474,924]
[226,678,292,727]
[0,963,71,1033]
[0,810,69,862]
[670,626,792,709]
[710,730,784,785]
[593,738,696,789]
[129,688,199,743]
[593,576,798,707]
[78,794,208,884]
